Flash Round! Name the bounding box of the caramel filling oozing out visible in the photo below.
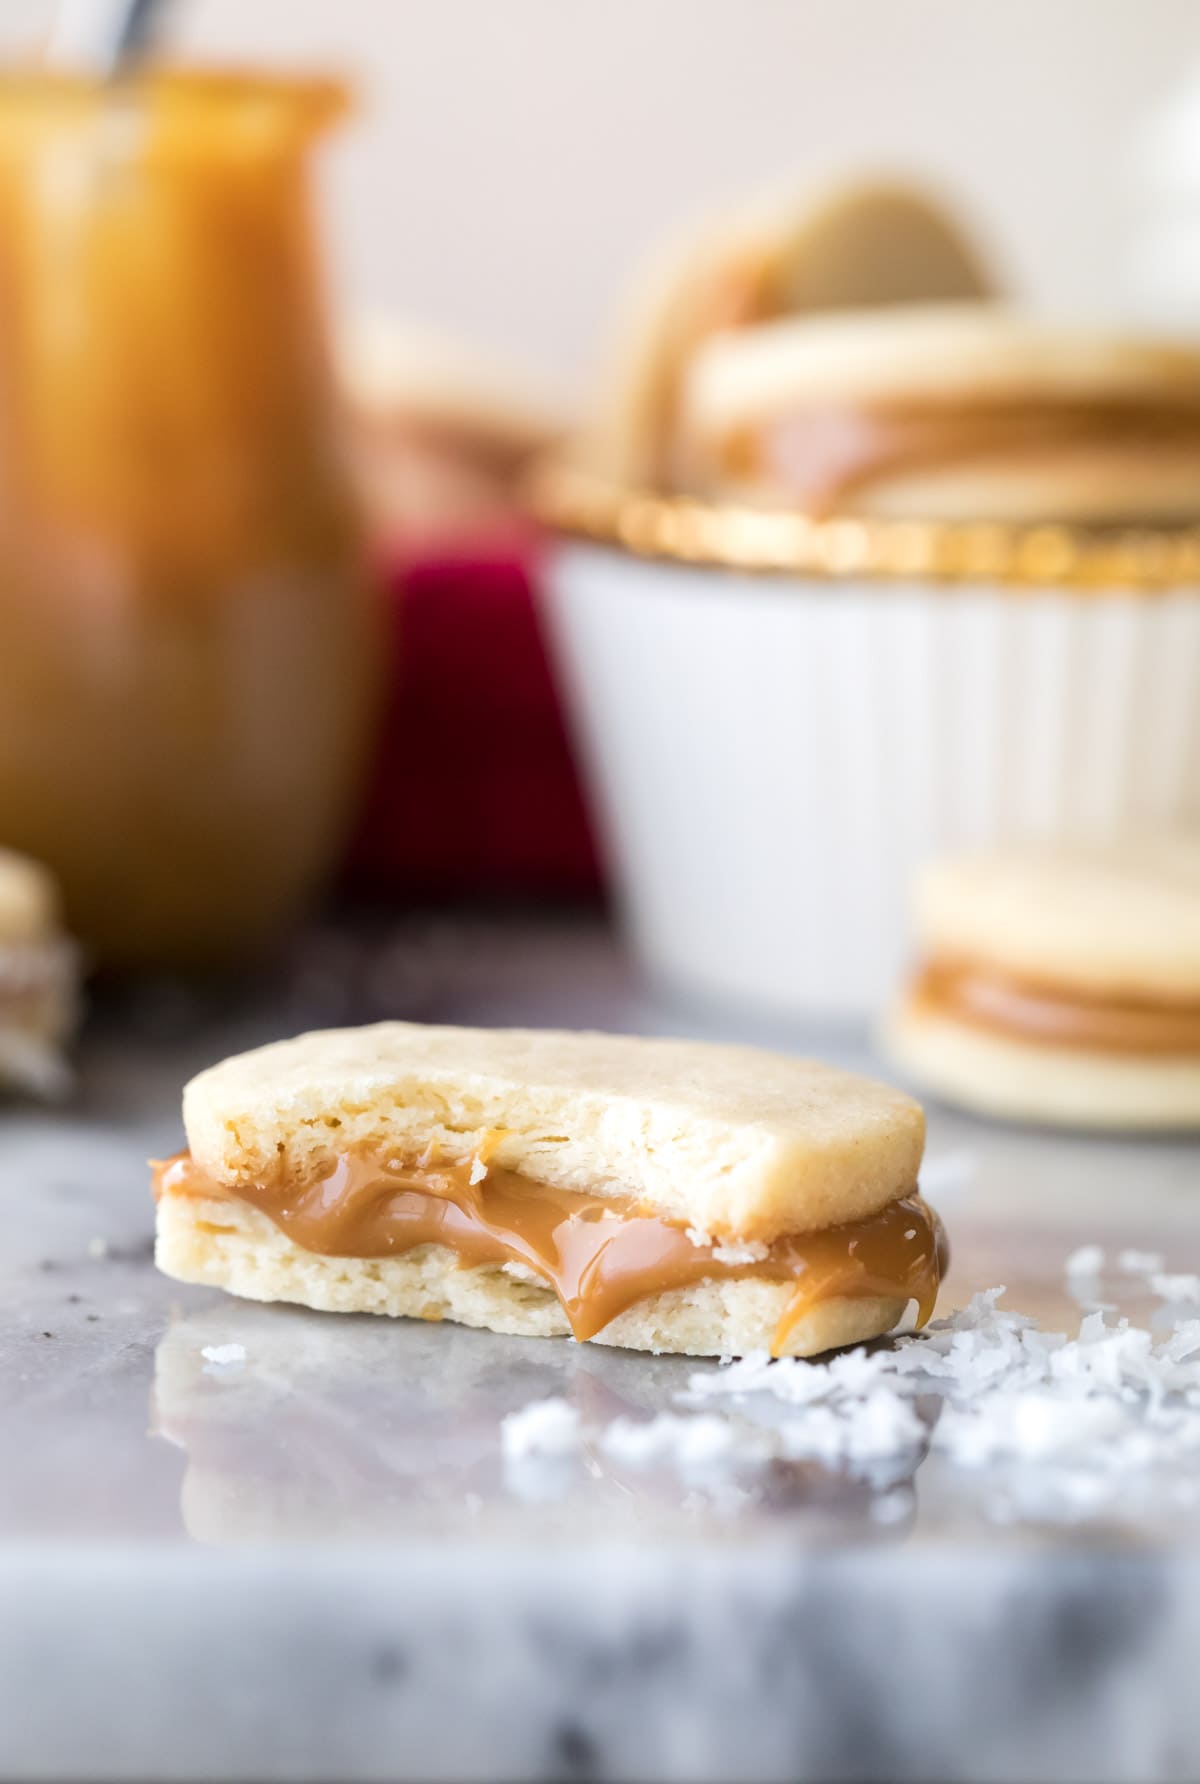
[915,959,1200,1055]
[719,398,1200,516]
[154,1147,944,1356]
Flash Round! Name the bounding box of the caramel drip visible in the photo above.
[916,960,1200,1056]
[154,1149,943,1356]
[727,399,1200,516]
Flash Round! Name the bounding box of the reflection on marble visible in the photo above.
[4,917,1200,1782]
[153,1303,919,1548]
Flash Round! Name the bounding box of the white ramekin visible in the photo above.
[538,478,1200,1019]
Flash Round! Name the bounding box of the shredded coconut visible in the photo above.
[1064,1244,1105,1279]
[601,1413,756,1469]
[200,1342,246,1370]
[468,1154,488,1186]
[712,1239,770,1266]
[1118,1249,1165,1276]
[500,1396,580,1461]
[1151,1273,1200,1304]
[498,1248,1200,1522]
[683,1228,768,1264]
[870,1488,914,1525]
[681,1284,1200,1518]
[502,1260,542,1286]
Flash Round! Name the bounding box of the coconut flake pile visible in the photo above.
[501,1265,1200,1521]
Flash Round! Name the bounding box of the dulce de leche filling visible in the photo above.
[720,398,1200,515]
[916,959,1200,1055]
[154,1146,944,1355]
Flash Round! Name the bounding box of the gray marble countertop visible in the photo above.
[3,916,1200,1784]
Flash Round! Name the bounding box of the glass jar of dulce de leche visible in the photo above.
[0,71,379,967]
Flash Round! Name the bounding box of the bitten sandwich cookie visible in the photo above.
[153,1023,943,1358]
[883,839,1200,1130]
[0,848,79,1098]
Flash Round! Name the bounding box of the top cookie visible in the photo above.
[914,838,1200,1002]
[182,1023,925,1245]
[685,306,1200,420]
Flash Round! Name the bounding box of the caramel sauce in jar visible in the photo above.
[155,1147,943,1355]
[0,73,379,965]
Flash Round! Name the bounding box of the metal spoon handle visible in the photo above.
[45,0,171,75]
[109,0,164,65]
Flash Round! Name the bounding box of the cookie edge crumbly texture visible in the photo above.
[883,1001,1200,1131]
[155,1190,913,1361]
[181,1023,925,1244]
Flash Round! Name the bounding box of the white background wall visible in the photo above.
[81,2,1200,392]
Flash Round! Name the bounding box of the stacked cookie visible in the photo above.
[885,840,1200,1130]
[537,173,1200,1022]
[679,308,1200,523]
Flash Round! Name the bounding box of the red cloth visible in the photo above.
[348,529,603,900]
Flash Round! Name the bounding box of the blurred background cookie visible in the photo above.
[537,166,1200,1016]
[678,306,1200,521]
[0,848,80,1100]
[883,839,1200,1129]
[587,176,995,489]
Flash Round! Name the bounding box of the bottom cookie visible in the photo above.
[884,1002,1200,1131]
[156,1190,916,1360]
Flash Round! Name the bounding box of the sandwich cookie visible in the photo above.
[589,177,994,489]
[153,1022,943,1358]
[0,848,79,1097]
[680,304,1200,521]
[884,839,1200,1129]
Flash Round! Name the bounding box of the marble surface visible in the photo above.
[3,916,1200,1784]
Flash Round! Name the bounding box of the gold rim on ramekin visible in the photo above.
[530,458,1200,593]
